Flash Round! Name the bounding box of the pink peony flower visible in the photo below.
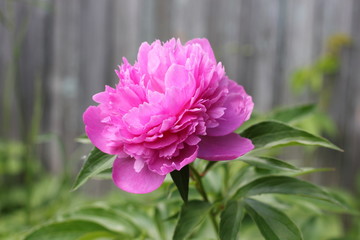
[83,38,254,194]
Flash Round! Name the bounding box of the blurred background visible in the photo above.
[0,0,359,238]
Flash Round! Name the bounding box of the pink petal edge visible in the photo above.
[207,79,254,137]
[83,106,118,155]
[186,38,216,63]
[197,133,254,161]
[112,156,166,194]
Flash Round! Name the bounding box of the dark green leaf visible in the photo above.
[233,176,339,205]
[25,220,114,240]
[220,200,245,240]
[240,156,300,172]
[240,121,342,151]
[72,148,115,191]
[173,200,212,240]
[170,165,189,202]
[270,104,316,124]
[244,198,303,240]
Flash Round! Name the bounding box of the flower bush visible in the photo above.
[83,38,254,193]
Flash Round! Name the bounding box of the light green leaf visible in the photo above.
[240,121,342,151]
[93,167,112,179]
[228,165,333,198]
[220,200,245,240]
[291,167,334,177]
[72,148,115,191]
[63,206,140,236]
[244,198,303,240]
[270,104,316,124]
[275,194,354,214]
[25,220,114,240]
[233,176,339,205]
[239,156,300,172]
[75,135,92,144]
[173,200,212,240]
[76,231,121,240]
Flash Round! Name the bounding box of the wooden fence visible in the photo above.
[0,0,359,191]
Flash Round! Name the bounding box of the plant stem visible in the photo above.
[189,165,219,234]
[201,161,218,176]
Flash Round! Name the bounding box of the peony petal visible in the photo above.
[122,102,163,134]
[197,133,254,161]
[137,42,151,73]
[83,106,120,155]
[144,134,179,149]
[185,134,202,146]
[148,48,161,74]
[148,145,198,175]
[186,38,216,63]
[165,64,193,90]
[164,64,196,114]
[207,79,254,136]
[112,156,166,194]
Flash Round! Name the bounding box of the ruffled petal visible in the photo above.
[164,64,196,114]
[207,79,254,136]
[186,38,216,63]
[197,133,254,161]
[112,156,166,194]
[148,145,198,175]
[83,106,120,155]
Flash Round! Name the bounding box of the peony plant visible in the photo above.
[25,38,350,240]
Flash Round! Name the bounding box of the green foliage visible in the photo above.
[0,141,25,175]
[173,200,212,240]
[240,156,299,172]
[220,200,245,240]
[25,220,117,240]
[72,148,115,191]
[244,198,303,240]
[170,165,190,202]
[270,104,316,124]
[290,34,351,137]
[240,120,341,151]
[291,34,351,96]
[233,176,343,207]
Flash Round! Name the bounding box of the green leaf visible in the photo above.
[25,220,114,240]
[244,198,303,240]
[233,176,339,205]
[173,200,212,240]
[270,104,316,124]
[93,167,112,179]
[220,200,245,240]
[64,206,140,236]
[240,121,342,151]
[291,167,334,177]
[75,135,92,144]
[76,231,121,240]
[170,165,189,202]
[240,156,300,172]
[275,194,354,214]
[72,148,115,191]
